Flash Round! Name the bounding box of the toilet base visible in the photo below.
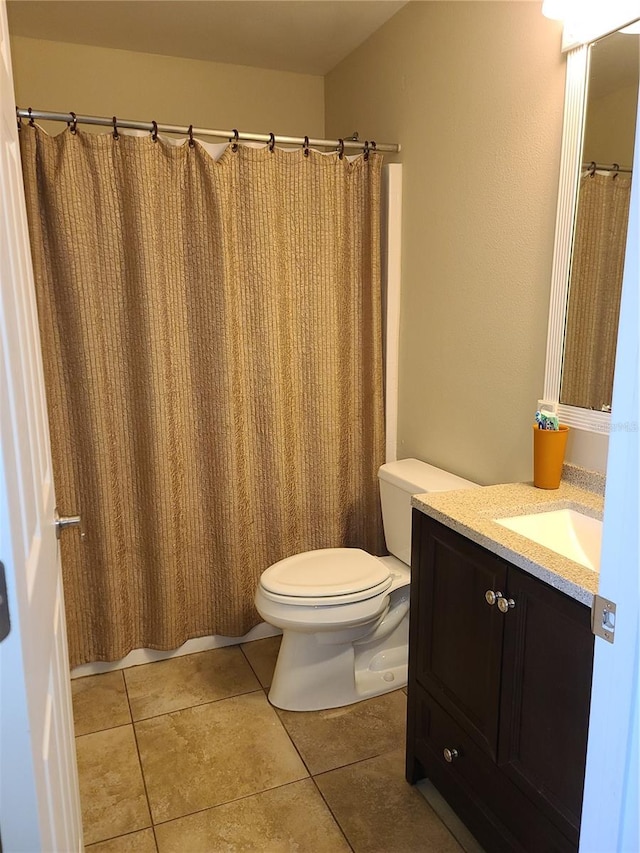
[267,596,409,711]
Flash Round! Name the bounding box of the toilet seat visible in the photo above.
[259,548,392,606]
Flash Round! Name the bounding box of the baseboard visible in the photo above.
[70,622,282,679]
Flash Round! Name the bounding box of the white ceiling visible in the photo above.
[7,0,408,75]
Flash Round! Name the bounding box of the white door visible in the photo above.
[0,1,82,849]
[579,71,640,852]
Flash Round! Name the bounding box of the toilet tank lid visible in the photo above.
[378,458,479,493]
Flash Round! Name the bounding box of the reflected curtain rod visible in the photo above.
[582,161,632,174]
[16,107,401,154]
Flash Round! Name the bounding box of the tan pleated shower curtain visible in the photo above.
[20,125,385,667]
[561,171,632,410]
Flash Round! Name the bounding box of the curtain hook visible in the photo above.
[268,132,275,153]
[337,138,345,160]
[151,120,158,142]
[229,129,239,152]
[112,116,119,140]
[27,106,35,127]
[68,111,78,134]
[612,163,620,180]
[188,124,195,148]
[363,140,370,162]
[588,161,596,177]
[303,135,310,158]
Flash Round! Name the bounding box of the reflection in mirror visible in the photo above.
[560,28,639,413]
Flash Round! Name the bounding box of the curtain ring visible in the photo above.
[363,140,370,162]
[588,161,596,177]
[68,111,78,134]
[151,120,158,142]
[188,124,195,148]
[268,132,275,153]
[612,163,620,180]
[337,138,345,160]
[27,107,35,127]
[112,116,119,140]
[16,108,22,132]
[303,135,310,157]
[370,140,377,151]
[230,129,239,152]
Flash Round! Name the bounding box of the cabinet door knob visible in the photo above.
[497,597,516,613]
[443,747,459,763]
[485,590,503,606]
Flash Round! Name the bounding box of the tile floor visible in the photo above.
[72,637,468,852]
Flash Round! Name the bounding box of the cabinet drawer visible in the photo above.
[414,682,495,795]
[412,686,576,853]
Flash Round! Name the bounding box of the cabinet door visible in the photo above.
[411,513,507,759]
[498,566,594,845]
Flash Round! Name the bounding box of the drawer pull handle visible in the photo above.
[485,590,503,606]
[497,596,516,613]
[443,747,459,763]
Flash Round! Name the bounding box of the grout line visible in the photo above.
[84,826,157,849]
[270,707,314,779]
[127,687,264,725]
[309,775,355,852]
[122,670,157,831]
[75,720,134,741]
[310,745,404,780]
[150,777,317,829]
[238,641,273,691]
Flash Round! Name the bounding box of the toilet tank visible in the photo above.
[378,458,479,566]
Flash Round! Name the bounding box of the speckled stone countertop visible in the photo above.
[412,481,603,607]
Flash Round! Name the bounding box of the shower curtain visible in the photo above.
[561,171,632,411]
[20,126,386,667]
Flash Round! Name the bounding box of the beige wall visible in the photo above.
[11,8,570,487]
[326,2,566,485]
[10,36,324,139]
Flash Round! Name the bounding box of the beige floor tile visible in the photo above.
[277,689,406,775]
[124,647,261,721]
[154,779,349,853]
[76,725,151,846]
[240,636,281,689]
[315,748,464,853]
[135,691,308,823]
[85,828,157,853]
[72,671,131,736]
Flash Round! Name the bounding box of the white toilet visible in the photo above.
[255,458,479,711]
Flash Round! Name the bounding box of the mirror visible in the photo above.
[544,19,639,432]
[561,29,639,413]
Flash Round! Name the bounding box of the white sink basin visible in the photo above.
[494,509,602,571]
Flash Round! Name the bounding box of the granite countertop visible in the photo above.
[412,480,604,607]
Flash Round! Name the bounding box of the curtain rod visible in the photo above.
[16,108,401,154]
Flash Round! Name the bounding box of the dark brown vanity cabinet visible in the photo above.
[406,511,595,853]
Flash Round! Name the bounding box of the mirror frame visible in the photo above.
[543,11,640,434]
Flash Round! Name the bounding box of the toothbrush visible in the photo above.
[535,410,559,430]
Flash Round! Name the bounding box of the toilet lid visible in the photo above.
[260,548,391,600]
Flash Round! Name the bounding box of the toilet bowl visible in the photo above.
[255,459,479,711]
